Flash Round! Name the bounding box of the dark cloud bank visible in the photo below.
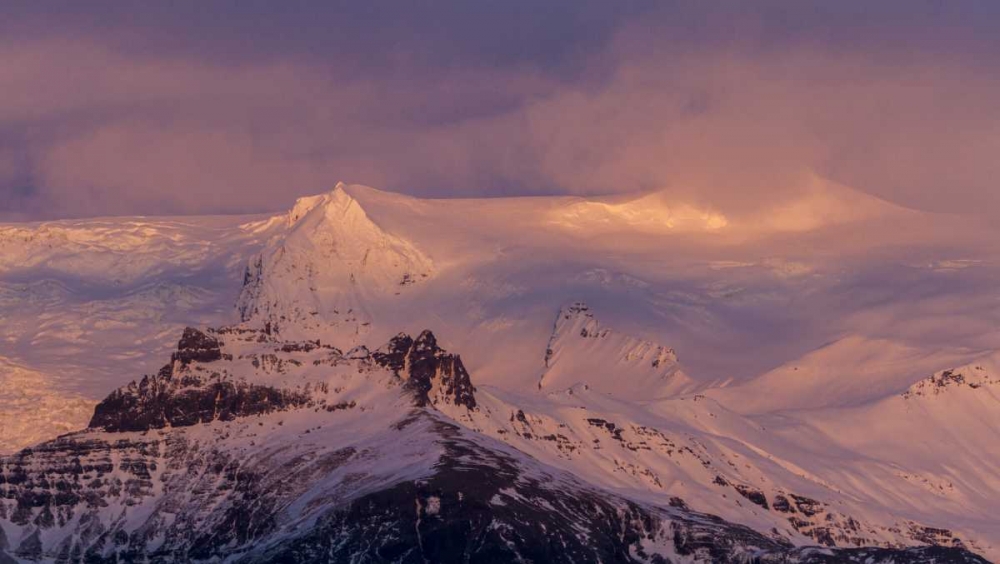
[1,1,999,219]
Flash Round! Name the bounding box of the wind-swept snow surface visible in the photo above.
[1,181,999,561]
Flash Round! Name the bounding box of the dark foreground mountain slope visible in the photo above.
[0,326,990,563]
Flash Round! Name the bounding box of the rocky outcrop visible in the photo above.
[171,327,223,365]
[88,369,312,432]
[88,326,477,434]
[373,330,477,410]
[902,365,1000,399]
[88,327,311,432]
[85,326,482,435]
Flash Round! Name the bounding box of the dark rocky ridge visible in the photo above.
[89,327,311,432]
[171,327,223,365]
[89,327,310,432]
[373,330,477,410]
[88,369,312,433]
[88,327,477,434]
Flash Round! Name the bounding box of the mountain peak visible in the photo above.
[373,330,476,409]
[286,182,361,227]
[540,301,693,399]
[902,353,1000,400]
[236,185,434,344]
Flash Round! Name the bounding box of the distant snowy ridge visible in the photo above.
[540,302,697,399]
[544,174,912,236]
[902,352,1000,399]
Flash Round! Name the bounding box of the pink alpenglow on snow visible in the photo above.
[1,4,998,563]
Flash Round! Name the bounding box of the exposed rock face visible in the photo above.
[171,327,223,365]
[88,369,312,432]
[89,327,476,436]
[373,330,477,410]
[89,327,312,432]
[734,484,769,510]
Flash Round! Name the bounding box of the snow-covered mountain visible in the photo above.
[540,302,697,398]
[236,186,434,345]
[1,181,999,562]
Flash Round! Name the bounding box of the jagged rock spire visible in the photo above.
[373,330,477,409]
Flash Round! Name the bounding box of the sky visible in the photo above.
[1,1,999,220]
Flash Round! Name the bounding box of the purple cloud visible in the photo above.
[1,2,998,219]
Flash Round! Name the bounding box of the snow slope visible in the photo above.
[540,302,698,399]
[707,335,978,413]
[0,357,92,453]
